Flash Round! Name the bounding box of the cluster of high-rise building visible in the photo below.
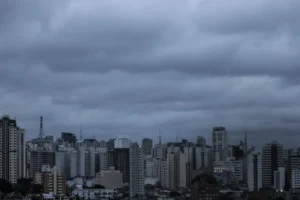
[1,114,300,199]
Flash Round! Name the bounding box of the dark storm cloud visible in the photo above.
[0,0,300,147]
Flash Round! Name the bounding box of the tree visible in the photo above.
[31,196,42,200]
[170,191,180,197]
[30,184,43,194]
[284,183,291,191]
[15,178,32,195]
[248,196,261,200]
[0,178,13,194]
[94,184,105,189]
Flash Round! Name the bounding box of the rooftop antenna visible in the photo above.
[159,128,162,145]
[176,131,181,142]
[245,132,248,151]
[39,116,44,138]
[80,125,83,141]
[93,132,95,139]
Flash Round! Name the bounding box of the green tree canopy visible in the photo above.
[0,178,13,194]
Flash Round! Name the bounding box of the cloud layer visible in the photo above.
[0,0,300,147]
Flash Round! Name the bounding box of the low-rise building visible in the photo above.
[95,166,123,189]
[213,159,243,182]
[72,188,116,199]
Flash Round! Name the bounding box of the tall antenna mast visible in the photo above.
[80,125,83,141]
[39,116,44,138]
[159,128,162,145]
[244,132,248,151]
[176,131,180,142]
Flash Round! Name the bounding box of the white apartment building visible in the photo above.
[274,167,285,191]
[165,148,190,189]
[72,188,116,199]
[145,157,157,178]
[17,128,26,179]
[0,115,25,183]
[291,168,300,191]
[79,147,96,178]
[262,141,284,188]
[69,150,78,178]
[247,150,262,191]
[55,150,68,174]
[153,144,167,159]
[96,147,108,171]
[153,159,168,188]
[115,136,131,148]
[212,126,229,162]
[130,143,145,197]
[213,159,243,181]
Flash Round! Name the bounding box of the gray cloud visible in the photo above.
[0,0,300,147]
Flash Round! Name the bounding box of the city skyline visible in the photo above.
[1,114,300,199]
[1,0,300,147]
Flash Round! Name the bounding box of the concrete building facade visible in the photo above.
[129,143,145,197]
[142,138,153,155]
[247,151,262,191]
[262,141,284,188]
[212,126,228,162]
[274,167,285,191]
[43,166,66,196]
[95,167,123,189]
[0,115,25,183]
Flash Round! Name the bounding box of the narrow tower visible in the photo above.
[39,116,44,138]
[80,126,83,141]
[159,128,162,145]
[244,132,248,152]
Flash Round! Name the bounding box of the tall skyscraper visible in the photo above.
[96,148,108,173]
[78,147,96,178]
[247,150,262,191]
[262,141,284,188]
[165,147,191,189]
[55,148,69,177]
[108,148,130,183]
[0,115,25,183]
[212,126,228,162]
[115,136,131,148]
[142,138,153,155]
[153,143,167,159]
[130,143,145,197]
[286,150,300,188]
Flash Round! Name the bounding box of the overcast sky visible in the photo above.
[0,0,300,147]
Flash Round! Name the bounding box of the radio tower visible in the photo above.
[159,128,162,145]
[39,116,44,138]
[80,125,83,141]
